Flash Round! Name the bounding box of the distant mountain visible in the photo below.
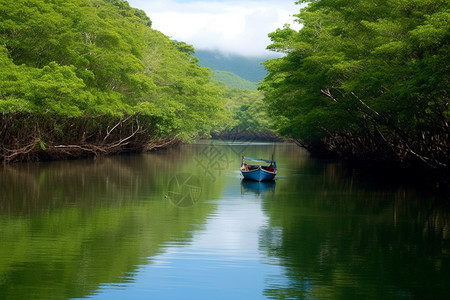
[212,70,258,90]
[194,50,272,83]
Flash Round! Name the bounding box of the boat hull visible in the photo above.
[241,167,276,182]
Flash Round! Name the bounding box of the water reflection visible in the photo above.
[0,142,448,299]
[260,158,450,299]
[240,179,276,197]
[0,149,223,299]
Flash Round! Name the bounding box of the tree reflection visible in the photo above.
[260,160,450,299]
[0,148,223,299]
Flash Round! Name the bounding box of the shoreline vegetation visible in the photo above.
[0,0,274,163]
[0,0,227,163]
[260,0,448,186]
[0,1,448,189]
[0,112,182,162]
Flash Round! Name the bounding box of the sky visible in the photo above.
[127,0,303,57]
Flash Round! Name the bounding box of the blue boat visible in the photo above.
[240,156,277,182]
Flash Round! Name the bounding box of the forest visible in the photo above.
[0,0,233,162]
[0,0,274,162]
[261,0,449,174]
[1,0,448,179]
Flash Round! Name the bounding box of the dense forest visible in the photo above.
[1,0,448,178]
[214,87,277,140]
[0,0,275,162]
[261,0,449,173]
[0,0,231,162]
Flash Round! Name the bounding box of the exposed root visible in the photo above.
[0,113,180,163]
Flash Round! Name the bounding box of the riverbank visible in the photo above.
[0,113,182,163]
[0,137,181,163]
[210,129,284,142]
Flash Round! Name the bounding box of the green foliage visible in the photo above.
[221,88,273,134]
[261,0,449,169]
[0,47,95,116]
[0,0,228,160]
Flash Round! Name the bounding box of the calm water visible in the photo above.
[0,141,449,299]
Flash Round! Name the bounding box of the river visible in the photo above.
[0,140,448,299]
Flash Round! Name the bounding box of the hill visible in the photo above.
[195,50,270,83]
[212,70,258,90]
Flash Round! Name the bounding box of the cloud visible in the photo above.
[127,0,303,57]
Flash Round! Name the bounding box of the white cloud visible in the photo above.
[127,0,303,57]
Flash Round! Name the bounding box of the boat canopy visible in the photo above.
[243,156,277,170]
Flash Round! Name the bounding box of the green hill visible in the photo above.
[212,70,258,90]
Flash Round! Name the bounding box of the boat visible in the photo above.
[240,156,277,182]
